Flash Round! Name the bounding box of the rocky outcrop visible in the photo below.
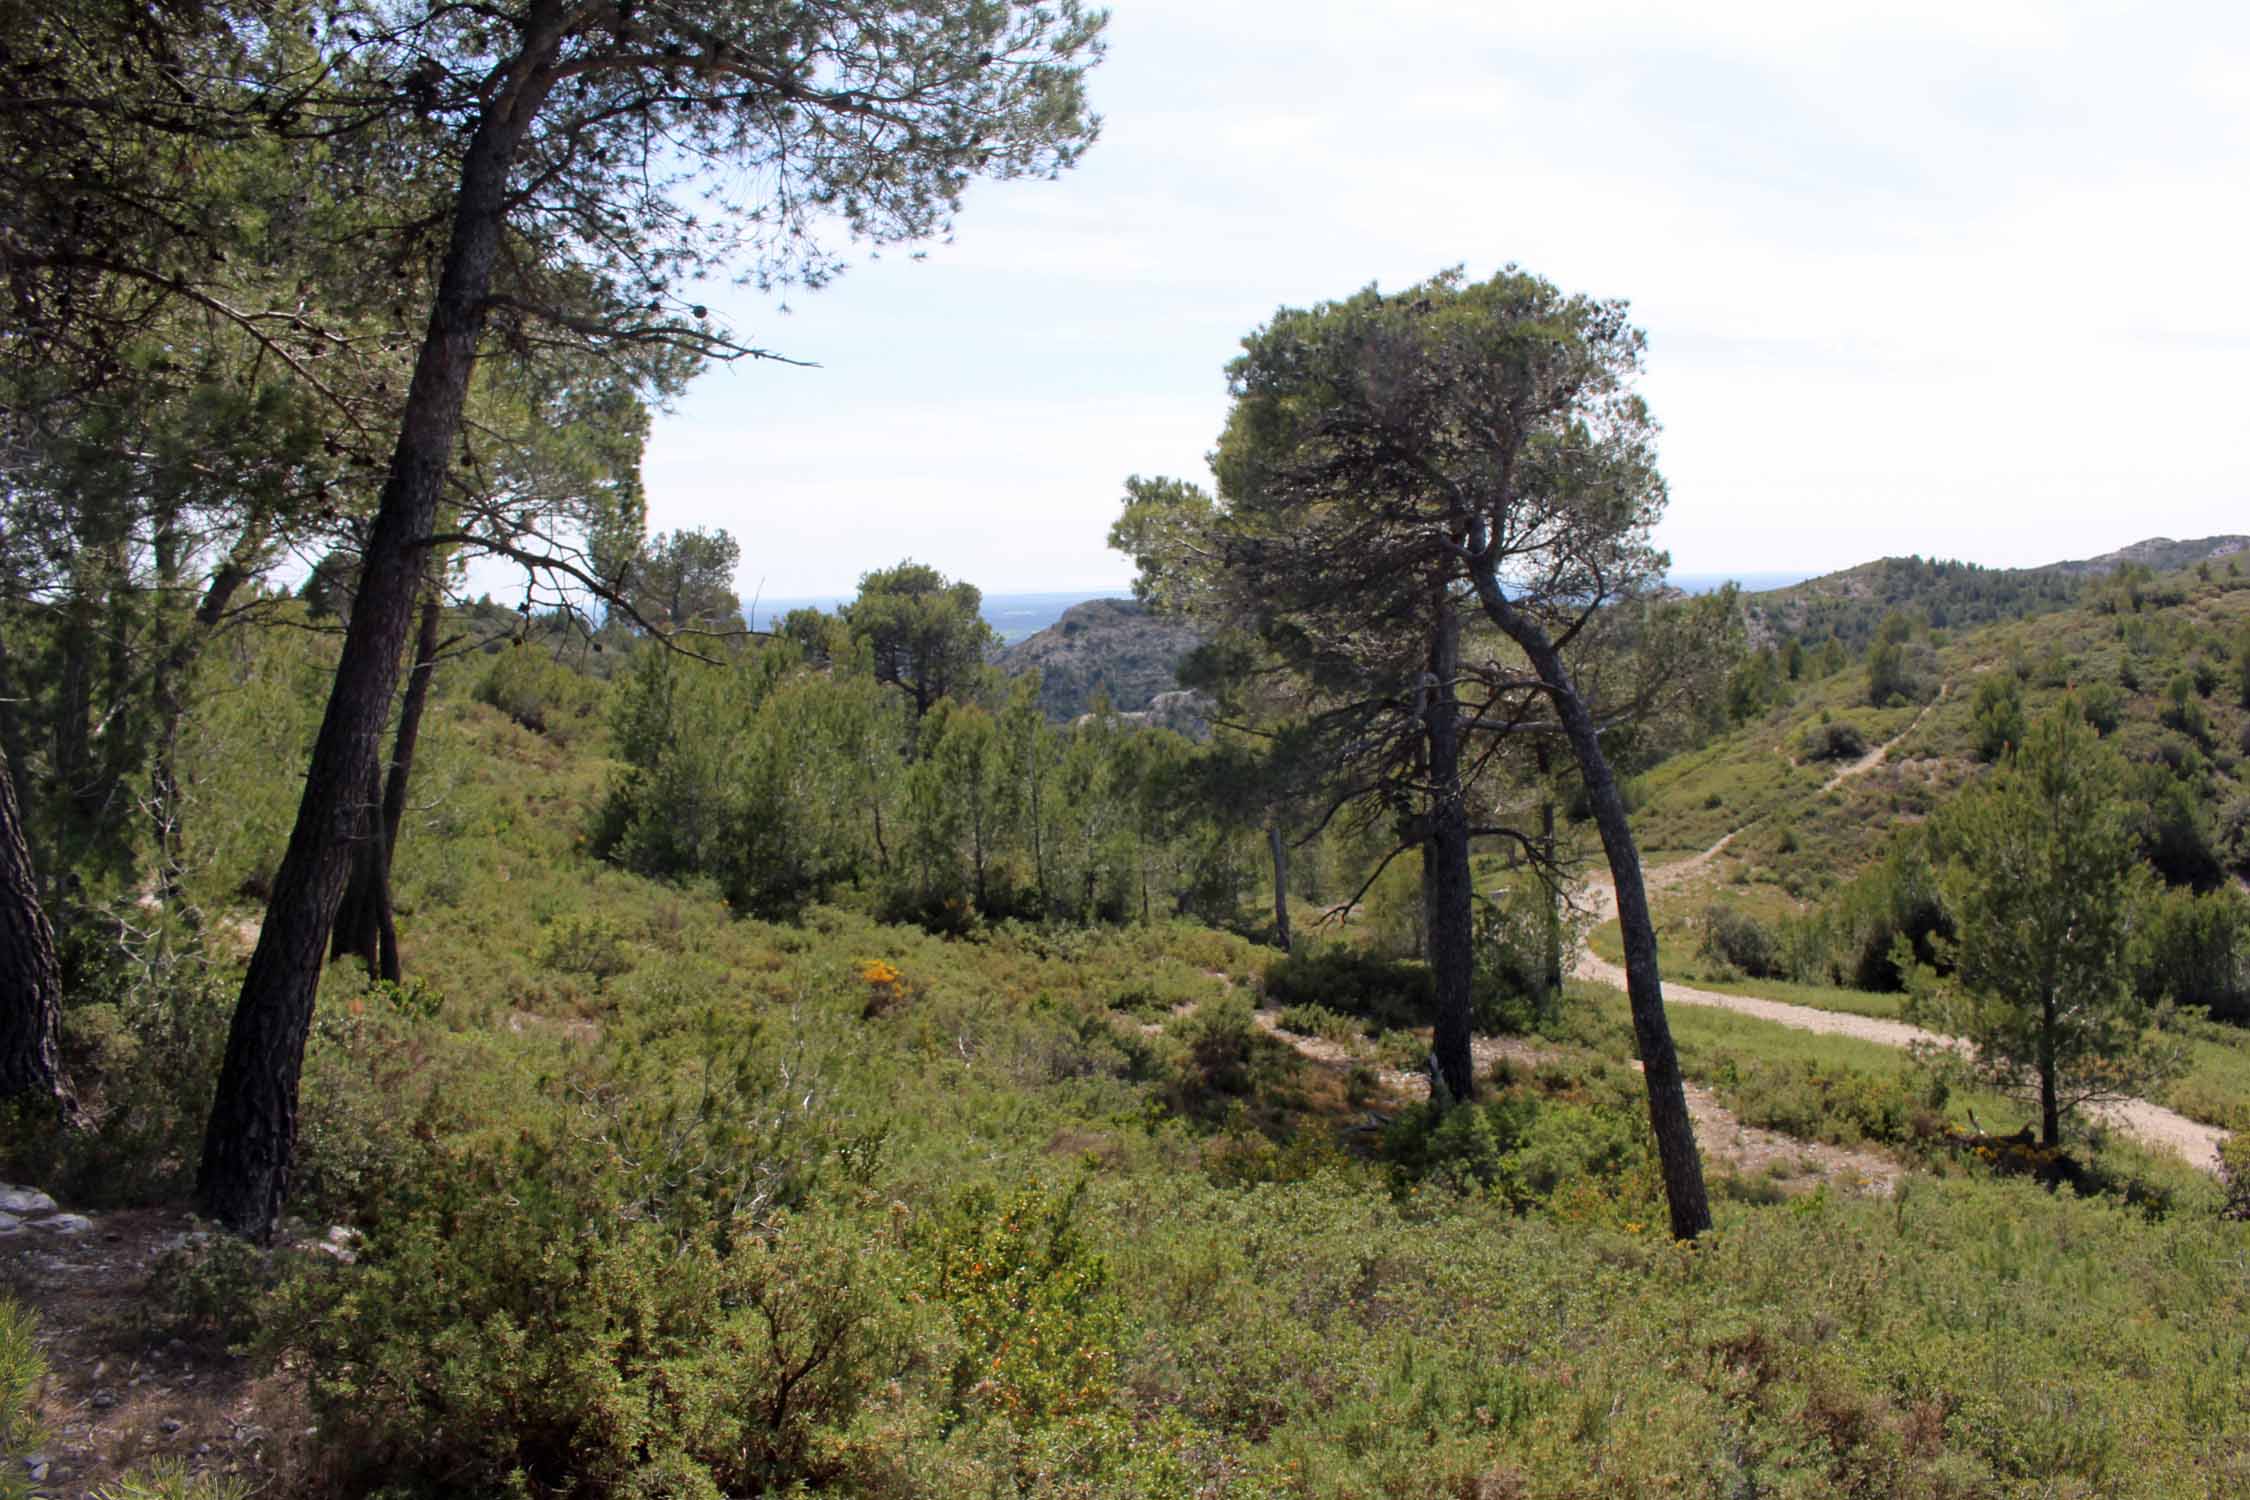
[999,598,1204,721]
[1075,689,1216,741]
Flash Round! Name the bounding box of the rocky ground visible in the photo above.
[1,1187,315,1497]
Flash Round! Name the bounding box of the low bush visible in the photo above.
[1274,1001,1359,1043]
[1698,903,1785,980]
[1800,720,1868,762]
[1261,948,1431,1033]
[3,941,236,1208]
[1381,1091,1654,1213]
[1703,1055,1944,1147]
[0,1295,44,1500]
[1472,882,1583,1033]
[1169,993,1261,1101]
[276,1131,912,1499]
[2221,1133,2250,1221]
[473,646,605,742]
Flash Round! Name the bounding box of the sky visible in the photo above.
[639,0,2250,601]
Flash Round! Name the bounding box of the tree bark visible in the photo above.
[0,629,34,845]
[1267,821,1292,954]
[0,742,73,1114]
[2039,990,2060,1149]
[334,585,440,981]
[198,46,557,1238]
[1468,569,1711,1239]
[1423,601,1476,1104]
[329,757,390,977]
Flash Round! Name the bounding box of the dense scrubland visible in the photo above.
[2,546,2248,1497]
[4,9,2247,1491]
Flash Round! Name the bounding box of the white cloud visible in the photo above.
[641,0,2250,595]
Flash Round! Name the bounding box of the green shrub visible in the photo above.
[1972,672,2025,761]
[2080,679,2125,735]
[1381,1094,1534,1193]
[140,1236,282,1354]
[1471,881,1583,1033]
[538,913,637,984]
[917,1178,1121,1425]
[1261,948,1432,1033]
[1169,993,1259,1100]
[277,1137,910,1499]
[88,1463,252,1500]
[1817,832,1950,991]
[1705,1055,1942,1147]
[473,646,605,742]
[1800,720,1868,762]
[4,948,235,1207]
[1698,903,1784,980]
[1382,1092,1650,1210]
[1495,1101,1648,1204]
[1108,960,1226,1020]
[1274,1001,1359,1043]
[2220,1133,2250,1221]
[2129,882,2250,1022]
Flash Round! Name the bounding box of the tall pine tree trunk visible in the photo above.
[0,742,72,1113]
[1424,600,1476,1104]
[334,585,440,981]
[198,60,554,1238]
[1469,569,1710,1239]
[0,629,33,845]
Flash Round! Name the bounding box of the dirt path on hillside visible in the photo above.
[1248,1011,1901,1196]
[1817,685,1944,794]
[1578,712,2231,1174]
[1570,942,2225,1170]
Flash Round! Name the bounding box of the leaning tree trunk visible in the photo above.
[197,61,555,1239]
[333,586,440,981]
[1470,571,1711,1239]
[329,759,390,977]
[1423,601,1477,1104]
[0,743,73,1114]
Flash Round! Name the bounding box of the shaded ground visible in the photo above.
[0,1200,309,1496]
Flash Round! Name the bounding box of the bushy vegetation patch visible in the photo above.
[1697,902,1787,980]
[473,646,607,743]
[1261,947,1432,1032]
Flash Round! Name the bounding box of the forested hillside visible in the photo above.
[1,594,2244,1497]
[2,6,2246,1494]
[1604,555,2250,1138]
[1738,533,2248,651]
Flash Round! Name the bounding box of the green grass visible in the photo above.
[1587,915,1912,1020]
[2165,1029,2250,1134]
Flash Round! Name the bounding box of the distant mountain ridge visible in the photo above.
[2043,535,2250,578]
[1743,535,2249,650]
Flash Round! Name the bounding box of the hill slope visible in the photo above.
[1742,533,2249,649]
